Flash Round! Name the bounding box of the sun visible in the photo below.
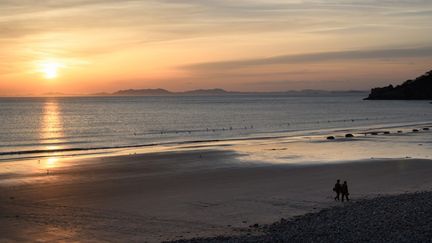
[37,61,63,79]
[43,63,58,79]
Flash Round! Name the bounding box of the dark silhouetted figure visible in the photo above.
[341,181,349,202]
[333,179,341,201]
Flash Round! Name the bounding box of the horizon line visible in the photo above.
[0,88,369,98]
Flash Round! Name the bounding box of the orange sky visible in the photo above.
[1,0,432,95]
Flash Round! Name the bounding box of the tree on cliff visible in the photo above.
[365,70,432,100]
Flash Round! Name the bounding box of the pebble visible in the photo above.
[168,192,432,243]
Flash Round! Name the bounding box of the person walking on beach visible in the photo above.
[333,179,341,201]
[341,181,350,202]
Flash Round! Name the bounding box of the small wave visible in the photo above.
[0,143,157,156]
[1,120,431,160]
[0,140,91,148]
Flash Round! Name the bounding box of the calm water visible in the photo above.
[0,93,431,160]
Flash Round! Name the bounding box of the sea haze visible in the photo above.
[0,93,431,160]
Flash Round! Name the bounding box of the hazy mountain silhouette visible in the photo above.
[109,88,232,96]
[181,88,231,95]
[42,92,68,96]
[100,88,366,96]
[112,88,172,96]
[365,70,432,100]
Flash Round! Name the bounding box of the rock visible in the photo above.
[345,134,354,138]
[371,132,379,135]
[383,131,390,134]
[365,70,432,100]
[326,136,335,140]
[423,128,430,131]
[397,131,403,133]
[413,129,419,132]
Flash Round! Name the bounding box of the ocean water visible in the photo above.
[0,93,431,160]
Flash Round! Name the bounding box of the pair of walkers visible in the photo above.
[333,180,349,202]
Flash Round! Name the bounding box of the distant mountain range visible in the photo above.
[28,89,367,97]
[109,88,236,96]
[90,88,366,96]
[365,70,432,100]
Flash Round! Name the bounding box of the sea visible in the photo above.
[1,93,431,160]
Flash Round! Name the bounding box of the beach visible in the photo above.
[2,0,432,241]
[1,124,432,242]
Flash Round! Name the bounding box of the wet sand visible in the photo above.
[1,150,432,242]
[1,125,432,242]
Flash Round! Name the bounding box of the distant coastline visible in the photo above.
[0,89,368,98]
[102,88,367,97]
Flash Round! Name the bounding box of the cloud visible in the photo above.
[1,0,431,40]
[246,79,351,89]
[388,9,432,17]
[1,0,432,92]
[183,46,432,71]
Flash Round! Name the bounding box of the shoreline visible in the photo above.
[1,120,432,163]
[0,120,432,242]
[2,147,432,241]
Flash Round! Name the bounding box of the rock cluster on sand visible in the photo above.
[170,192,432,243]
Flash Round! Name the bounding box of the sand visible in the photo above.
[1,126,432,242]
[1,152,432,242]
[173,192,432,242]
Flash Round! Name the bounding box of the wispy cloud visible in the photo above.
[1,0,432,92]
[1,0,431,40]
[183,46,432,71]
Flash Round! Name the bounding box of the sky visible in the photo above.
[1,0,432,95]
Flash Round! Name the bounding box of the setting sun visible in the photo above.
[38,61,63,79]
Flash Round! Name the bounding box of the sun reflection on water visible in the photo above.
[41,99,64,150]
[40,99,65,170]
